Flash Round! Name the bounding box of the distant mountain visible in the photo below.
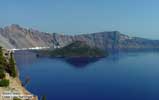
[0,24,54,49]
[1,24,159,51]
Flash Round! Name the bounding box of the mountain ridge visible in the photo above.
[0,24,159,51]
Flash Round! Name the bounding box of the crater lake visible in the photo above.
[14,51,159,100]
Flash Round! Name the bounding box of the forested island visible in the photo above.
[37,41,108,58]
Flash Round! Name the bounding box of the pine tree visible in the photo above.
[0,46,7,67]
[8,52,17,77]
[0,69,5,79]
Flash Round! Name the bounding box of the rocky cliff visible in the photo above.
[1,24,159,51]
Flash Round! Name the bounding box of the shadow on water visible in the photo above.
[14,50,159,69]
[14,50,104,68]
[14,50,159,100]
[61,57,103,68]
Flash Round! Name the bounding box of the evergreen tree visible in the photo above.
[0,46,7,67]
[0,69,5,79]
[0,79,9,87]
[0,46,6,79]
[8,52,17,77]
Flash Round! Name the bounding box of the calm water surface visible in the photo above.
[14,51,159,100]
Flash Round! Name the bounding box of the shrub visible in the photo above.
[13,97,22,100]
[0,69,5,79]
[0,64,4,70]
[0,79,9,87]
[0,47,7,66]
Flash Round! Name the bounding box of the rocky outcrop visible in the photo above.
[0,48,38,100]
[74,31,159,51]
[0,24,54,49]
[1,24,159,51]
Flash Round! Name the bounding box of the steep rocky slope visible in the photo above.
[0,24,54,49]
[0,24,159,51]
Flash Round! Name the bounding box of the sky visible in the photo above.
[0,0,159,39]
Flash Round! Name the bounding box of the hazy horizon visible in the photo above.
[1,0,159,39]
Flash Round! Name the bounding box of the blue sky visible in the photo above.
[0,0,159,39]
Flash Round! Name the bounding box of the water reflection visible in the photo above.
[14,51,38,69]
[14,50,158,69]
[62,57,102,68]
[14,51,104,68]
[14,50,159,100]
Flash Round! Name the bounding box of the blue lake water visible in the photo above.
[14,51,159,100]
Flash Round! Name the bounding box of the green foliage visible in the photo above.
[0,64,4,70]
[0,46,7,67]
[0,69,5,79]
[41,96,46,100]
[8,52,17,78]
[0,46,17,78]
[13,97,22,100]
[0,79,9,87]
[0,47,7,79]
[49,41,107,57]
